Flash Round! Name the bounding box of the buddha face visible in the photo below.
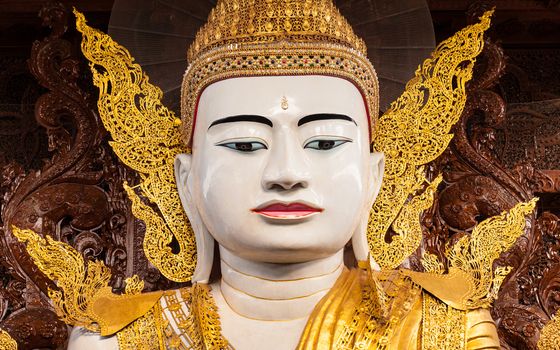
[175,76,384,265]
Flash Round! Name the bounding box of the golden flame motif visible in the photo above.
[75,10,196,282]
[368,10,494,269]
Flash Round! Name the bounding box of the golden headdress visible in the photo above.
[181,0,379,145]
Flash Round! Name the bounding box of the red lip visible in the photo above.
[252,202,323,219]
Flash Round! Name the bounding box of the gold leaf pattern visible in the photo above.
[74,10,196,282]
[368,11,494,269]
[11,226,112,331]
[446,199,537,309]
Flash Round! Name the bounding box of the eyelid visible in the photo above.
[214,136,269,148]
[302,135,353,146]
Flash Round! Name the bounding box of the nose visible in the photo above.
[262,131,311,192]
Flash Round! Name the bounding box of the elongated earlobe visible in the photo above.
[174,154,215,283]
[351,152,385,268]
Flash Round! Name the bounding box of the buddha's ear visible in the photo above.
[174,153,215,284]
[368,152,385,204]
[351,152,384,269]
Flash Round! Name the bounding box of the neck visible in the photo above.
[218,246,344,321]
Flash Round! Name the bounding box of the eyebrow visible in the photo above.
[208,115,273,129]
[297,113,357,127]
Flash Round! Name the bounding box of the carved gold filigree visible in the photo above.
[189,284,230,349]
[187,0,367,62]
[333,270,421,349]
[422,293,466,350]
[446,199,537,309]
[74,10,195,282]
[368,11,494,269]
[160,286,231,349]
[0,330,17,350]
[10,226,156,338]
[11,226,112,331]
[420,199,536,310]
[117,303,165,350]
[539,314,560,350]
[418,199,536,349]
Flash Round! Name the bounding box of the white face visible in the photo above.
[177,75,383,264]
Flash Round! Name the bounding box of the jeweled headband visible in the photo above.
[180,0,379,146]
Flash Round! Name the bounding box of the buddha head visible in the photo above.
[173,0,384,283]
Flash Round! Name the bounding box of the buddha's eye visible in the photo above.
[304,139,351,151]
[218,141,267,152]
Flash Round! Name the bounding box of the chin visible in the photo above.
[231,231,350,264]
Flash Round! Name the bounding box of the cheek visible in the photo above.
[311,147,370,239]
[191,148,264,233]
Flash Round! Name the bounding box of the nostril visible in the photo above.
[268,183,287,191]
[266,181,307,191]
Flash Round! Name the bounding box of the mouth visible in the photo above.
[252,201,323,219]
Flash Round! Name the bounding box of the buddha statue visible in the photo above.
[8,0,537,349]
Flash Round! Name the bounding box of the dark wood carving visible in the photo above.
[0,1,559,349]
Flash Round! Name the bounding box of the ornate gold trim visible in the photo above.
[187,0,367,63]
[161,285,232,349]
[11,226,112,332]
[368,10,494,269]
[422,293,466,350]
[74,9,195,282]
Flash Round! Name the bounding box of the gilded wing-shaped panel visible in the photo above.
[74,10,195,282]
[11,227,112,331]
[446,199,537,309]
[368,11,493,269]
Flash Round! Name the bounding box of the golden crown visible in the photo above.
[187,0,367,63]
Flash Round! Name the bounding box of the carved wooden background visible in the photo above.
[0,1,559,349]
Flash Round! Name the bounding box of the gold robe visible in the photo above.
[103,268,500,349]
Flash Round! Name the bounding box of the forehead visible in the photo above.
[195,75,367,127]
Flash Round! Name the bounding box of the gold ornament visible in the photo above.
[0,330,17,350]
[539,314,560,350]
[421,293,466,350]
[117,303,165,350]
[10,226,161,338]
[418,199,536,309]
[281,96,289,110]
[187,0,366,63]
[74,10,195,282]
[368,10,494,269]
[445,198,537,309]
[11,226,112,332]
